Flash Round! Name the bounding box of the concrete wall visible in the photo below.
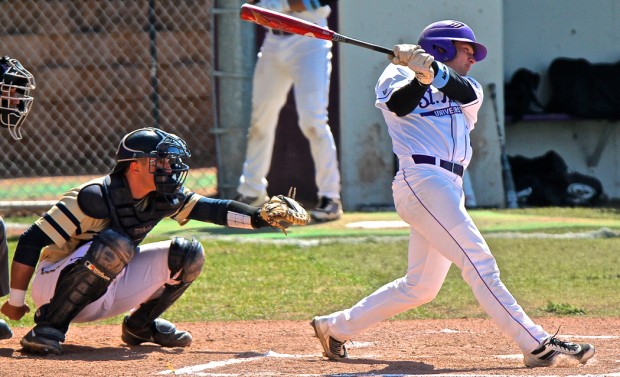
[503,0,620,199]
[504,0,620,103]
[337,0,620,209]
[338,0,504,209]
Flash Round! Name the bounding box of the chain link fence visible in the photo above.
[0,0,218,212]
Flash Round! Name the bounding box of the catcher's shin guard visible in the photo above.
[122,283,193,347]
[23,229,134,354]
[123,237,203,347]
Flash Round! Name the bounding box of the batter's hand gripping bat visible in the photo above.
[488,83,519,209]
[240,3,393,55]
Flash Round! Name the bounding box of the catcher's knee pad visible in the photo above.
[168,237,205,283]
[35,229,135,331]
[85,228,135,279]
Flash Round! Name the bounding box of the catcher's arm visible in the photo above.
[187,190,309,234]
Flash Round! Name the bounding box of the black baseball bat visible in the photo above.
[488,83,518,209]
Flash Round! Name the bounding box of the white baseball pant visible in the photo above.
[238,33,341,199]
[321,161,550,354]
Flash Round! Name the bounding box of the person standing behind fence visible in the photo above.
[0,56,36,340]
[235,0,343,221]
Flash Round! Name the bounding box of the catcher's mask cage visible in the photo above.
[418,20,487,63]
[112,127,191,201]
[0,57,36,140]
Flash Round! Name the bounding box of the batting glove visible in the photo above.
[390,45,435,85]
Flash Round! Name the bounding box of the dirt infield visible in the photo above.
[1,317,618,376]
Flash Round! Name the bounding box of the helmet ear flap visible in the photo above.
[420,40,456,62]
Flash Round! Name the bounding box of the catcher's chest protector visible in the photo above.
[103,175,184,244]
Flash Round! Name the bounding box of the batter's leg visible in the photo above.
[324,226,452,341]
[399,166,549,353]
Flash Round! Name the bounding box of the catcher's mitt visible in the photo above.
[259,188,310,235]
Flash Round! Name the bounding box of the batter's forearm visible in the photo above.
[432,61,477,103]
[386,80,428,117]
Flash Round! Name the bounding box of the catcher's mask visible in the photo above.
[0,57,36,140]
[112,127,191,201]
[418,20,487,63]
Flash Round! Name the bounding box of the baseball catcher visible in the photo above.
[1,127,309,355]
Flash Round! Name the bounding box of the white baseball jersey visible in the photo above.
[319,62,551,355]
[375,63,482,169]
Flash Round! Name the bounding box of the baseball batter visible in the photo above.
[0,127,306,355]
[0,56,35,340]
[311,20,595,368]
[236,0,343,221]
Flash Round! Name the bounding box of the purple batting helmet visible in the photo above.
[418,20,487,62]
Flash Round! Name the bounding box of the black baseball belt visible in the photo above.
[411,154,464,177]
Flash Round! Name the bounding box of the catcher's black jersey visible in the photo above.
[36,175,202,263]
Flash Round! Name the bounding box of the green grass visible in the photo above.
[3,207,620,328]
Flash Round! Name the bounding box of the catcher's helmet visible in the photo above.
[112,127,191,200]
[0,57,35,140]
[418,20,487,63]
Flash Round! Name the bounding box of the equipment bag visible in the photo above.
[508,150,604,207]
[504,68,544,122]
[546,57,620,120]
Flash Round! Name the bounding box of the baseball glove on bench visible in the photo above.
[259,188,310,235]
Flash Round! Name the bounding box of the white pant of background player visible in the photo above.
[237,30,341,201]
[321,157,550,353]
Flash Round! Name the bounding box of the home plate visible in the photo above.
[346,221,408,229]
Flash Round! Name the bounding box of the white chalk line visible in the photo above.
[159,349,618,376]
[159,333,619,376]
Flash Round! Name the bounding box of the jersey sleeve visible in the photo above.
[460,76,484,128]
[35,185,108,248]
[169,187,203,225]
[375,64,415,111]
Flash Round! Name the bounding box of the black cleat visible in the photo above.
[122,316,192,347]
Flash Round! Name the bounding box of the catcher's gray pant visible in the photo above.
[31,240,177,323]
[0,217,9,297]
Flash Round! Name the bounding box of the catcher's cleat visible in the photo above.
[311,316,348,360]
[122,316,192,347]
[311,197,343,222]
[20,325,64,355]
[234,192,270,207]
[0,319,12,340]
[523,336,595,367]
